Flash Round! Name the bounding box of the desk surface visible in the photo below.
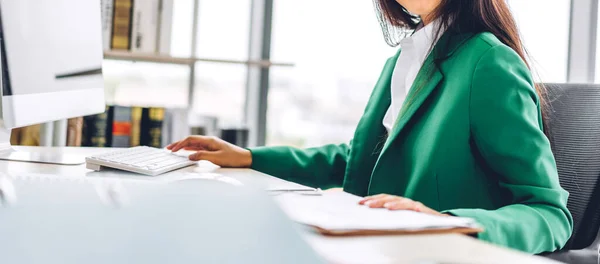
[4,146,561,264]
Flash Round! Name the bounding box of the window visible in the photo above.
[508,0,571,83]
[103,0,575,148]
[267,0,572,147]
[268,0,396,147]
[103,60,190,109]
[195,0,251,60]
[190,0,251,127]
[105,0,250,129]
[170,0,195,57]
[192,63,248,126]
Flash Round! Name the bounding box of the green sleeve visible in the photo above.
[249,143,350,189]
[446,45,573,253]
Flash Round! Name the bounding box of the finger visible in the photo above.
[383,198,416,210]
[184,146,206,151]
[188,151,216,162]
[365,196,400,208]
[172,137,204,152]
[170,138,190,152]
[166,141,179,150]
[359,194,388,204]
[384,200,435,214]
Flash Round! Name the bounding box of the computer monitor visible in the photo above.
[0,0,105,164]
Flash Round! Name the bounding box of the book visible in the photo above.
[130,107,143,147]
[101,0,114,51]
[131,0,160,53]
[10,125,40,146]
[111,0,134,50]
[66,117,84,147]
[82,106,110,147]
[105,106,115,147]
[157,0,174,55]
[141,107,165,148]
[111,106,132,147]
[162,108,188,147]
[169,109,190,145]
[161,108,172,148]
[9,129,19,146]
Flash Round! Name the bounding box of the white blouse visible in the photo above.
[382,21,445,133]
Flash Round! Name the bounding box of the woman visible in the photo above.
[168,0,573,254]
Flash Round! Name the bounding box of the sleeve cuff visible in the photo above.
[442,209,486,239]
[248,146,271,172]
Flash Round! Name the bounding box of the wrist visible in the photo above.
[240,149,253,168]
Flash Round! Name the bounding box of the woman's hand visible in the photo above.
[166,136,252,168]
[359,194,446,216]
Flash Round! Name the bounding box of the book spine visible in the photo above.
[82,107,109,147]
[131,0,159,53]
[105,106,115,147]
[141,107,165,148]
[10,127,21,146]
[111,106,132,147]
[10,125,41,146]
[66,117,84,147]
[81,115,93,147]
[130,107,143,147]
[157,0,173,55]
[101,0,114,51]
[165,108,190,147]
[111,0,134,50]
[161,108,171,148]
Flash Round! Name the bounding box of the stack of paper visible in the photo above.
[275,192,481,236]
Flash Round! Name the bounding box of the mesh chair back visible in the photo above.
[544,83,600,250]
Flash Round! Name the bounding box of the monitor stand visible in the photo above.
[0,127,85,165]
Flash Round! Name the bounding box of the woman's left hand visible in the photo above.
[359,194,446,216]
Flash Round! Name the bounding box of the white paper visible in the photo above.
[275,192,477,231]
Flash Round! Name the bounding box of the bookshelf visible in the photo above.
[98,0,295,148]
[101,0,294,120]
[104,51,295,68]
[43,0,289,147]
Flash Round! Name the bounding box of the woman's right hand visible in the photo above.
[166,136,252,168]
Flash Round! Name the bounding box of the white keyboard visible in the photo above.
[85,146,196,176]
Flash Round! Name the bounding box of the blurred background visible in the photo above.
[16,0,578,149]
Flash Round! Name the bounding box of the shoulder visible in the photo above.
[440,31,533,90]
[465,32,537,104]
[437,31,531,83]
[461,32,527,69]
[472,32,504,48]
[442,31,532,85]
[470,32,531,81]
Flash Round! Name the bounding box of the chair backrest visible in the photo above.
[544,83,600,250]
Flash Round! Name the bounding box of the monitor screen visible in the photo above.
[0,0,105,128]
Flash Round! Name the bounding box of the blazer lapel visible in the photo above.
[374,31,473,159]
[365,31,475,194]
[377,54,443,157]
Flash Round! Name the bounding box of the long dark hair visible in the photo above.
[374,0,548,124]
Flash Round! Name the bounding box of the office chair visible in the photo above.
[543,83,600,264]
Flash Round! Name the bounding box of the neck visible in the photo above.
[421,14,435,26]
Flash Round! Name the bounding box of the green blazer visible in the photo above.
[250,32,573,254]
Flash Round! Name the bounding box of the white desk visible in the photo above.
[4,146,561,264]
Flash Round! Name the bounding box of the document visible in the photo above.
[275,192,479,233]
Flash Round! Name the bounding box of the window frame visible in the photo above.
[102,0,596,147]
[568,0,598,83]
